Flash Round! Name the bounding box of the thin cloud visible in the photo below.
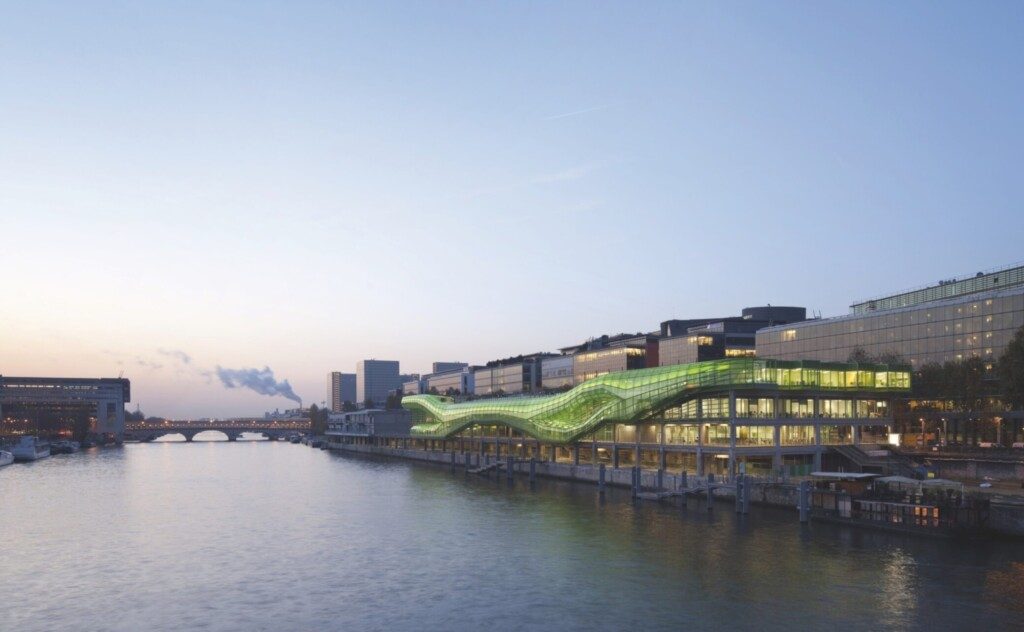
[158,348,192,365]
[543,102,621,121]
[134,357,163,370]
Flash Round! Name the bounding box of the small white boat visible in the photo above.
[0,451,13,467]
[12,436,51,462]
[51,440,81,454]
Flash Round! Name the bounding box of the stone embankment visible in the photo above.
[326,441,1024,537]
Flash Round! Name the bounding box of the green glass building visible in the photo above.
[393,358,909,477]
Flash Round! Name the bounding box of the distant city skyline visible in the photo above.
[3,2,1024,417]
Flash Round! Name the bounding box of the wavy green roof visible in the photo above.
[402,358,910,443]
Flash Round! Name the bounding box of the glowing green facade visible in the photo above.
[402,358,911,444]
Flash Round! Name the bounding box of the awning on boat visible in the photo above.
[811,472,879,480]
[876,476,921,486]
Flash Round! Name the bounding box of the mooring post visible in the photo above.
[742,476,751,514]
[506,456,514,483]
[598,463,606,494]
[735,473,744,513]
[529,457,536,484]
[450,450,456,469]
[798,480,811,523]
[657,468,664,491]
[706,473,714,511]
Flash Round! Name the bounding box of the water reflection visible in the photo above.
[1,444,1022,631]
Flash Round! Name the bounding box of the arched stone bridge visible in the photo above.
[124,419,311,442]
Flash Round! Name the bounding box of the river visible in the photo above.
[2,436,1023,631]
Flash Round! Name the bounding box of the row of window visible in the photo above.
[454,421,879,447]
[656,397,889,419]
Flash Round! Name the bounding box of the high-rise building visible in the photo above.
[327,372,356,411]
[356,360,401,406]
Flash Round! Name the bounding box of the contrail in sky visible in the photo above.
[543,102,620,121]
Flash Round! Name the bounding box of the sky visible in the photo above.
[2,1,1023,418]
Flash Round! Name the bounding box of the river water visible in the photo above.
[2,436,1023,631]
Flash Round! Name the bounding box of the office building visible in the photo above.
[540,355,574,390]
[659,306,807,366]
[473,354,552,396]
[561,334,656,384]
[327,372,356,411]
[757,264,1024,368]
[424,366,474,396]
[0,376,131,439]
[356,360,402,406]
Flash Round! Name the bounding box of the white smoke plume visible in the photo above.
[215,366,302,405]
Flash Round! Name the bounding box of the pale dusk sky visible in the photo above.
[3,2,1023,417]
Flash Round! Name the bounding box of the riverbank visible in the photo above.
[326,440,1024,538]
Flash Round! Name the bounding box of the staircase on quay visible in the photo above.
[832,444,919,478]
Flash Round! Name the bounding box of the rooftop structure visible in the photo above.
[431,362,468,374]
[850,262,1024,315]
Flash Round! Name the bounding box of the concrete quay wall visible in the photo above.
[328,442,795,504]
[926,458,1024,482]
[326,441,1024,536]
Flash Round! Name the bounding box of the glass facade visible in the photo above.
[758,286,1024,368]
[425,370,465,395]
[820,425,854,444]
[405,358,909,444]
[573,347,646,383]
[735,425,775,446]
[658,335,714,366]
[473,363,534,396]
[664,424,699,444]
[850,264,1024,314]
[540,355,574,390]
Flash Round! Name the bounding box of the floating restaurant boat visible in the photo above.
[11,436,51,462]
[808,472,989,536]
[0,450,13,467]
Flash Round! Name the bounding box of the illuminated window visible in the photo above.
[782,329,797,342]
